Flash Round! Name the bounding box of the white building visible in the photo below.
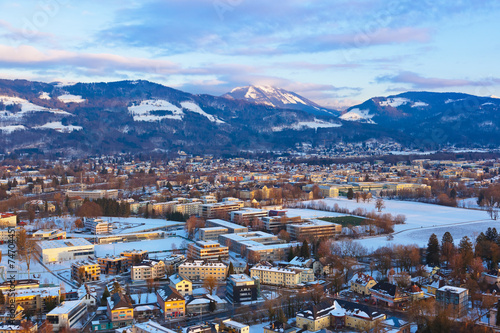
[37,238,95,263]
[131,260,166,281]
[84,218,112,235]
[46,300,88,332]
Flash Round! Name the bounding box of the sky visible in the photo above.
[0,0,499,109]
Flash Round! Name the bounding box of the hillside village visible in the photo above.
[0,153,499,332]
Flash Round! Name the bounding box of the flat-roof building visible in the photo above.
[36,238,94,263]
[187,241,229,261]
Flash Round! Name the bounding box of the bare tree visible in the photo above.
[375,198,385,212]
[202,275,217,295]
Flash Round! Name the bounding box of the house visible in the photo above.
[296,300,336,331]
[370,282,407,307]
[263,321,297,333]
[349,272,377,296]
[220,319,249,333]
[381,317,411,333]
[169,273,192,297]
[334,299,387,331]
[107,293,134,328]
[156,286,185,320]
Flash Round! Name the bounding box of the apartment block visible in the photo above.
[226,274,257,304]
[200,200,244,219]
[131,260,165,281]
[98,255,131,275]
[205,219,248,233]
[230,209,268,225]
[187,241,229,261]
[199,227,228,241]
[71,260,100,283]
[178,261,227,281]
[286,219,342,240]
[250,264,301,287]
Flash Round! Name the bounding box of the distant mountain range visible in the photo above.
[0,79,499,155]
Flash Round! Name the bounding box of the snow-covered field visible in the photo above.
[284,208,348,219]
[304,198,494,250]
[94,237,190,257]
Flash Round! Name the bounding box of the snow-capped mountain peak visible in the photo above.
[223,85,338,116]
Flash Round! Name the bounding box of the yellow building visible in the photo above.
[187,241,229,261]
[296,301,336,331]
[107,293,134,327]
[71,260,101,283]
[169,273,192,296]
[178,261,227,281]
[349,272,377,296]
[250,264,301,287]
[156,286,185,320]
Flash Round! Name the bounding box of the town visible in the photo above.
[0,152,499,333]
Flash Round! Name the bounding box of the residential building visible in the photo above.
[226,274,257,304]
[46,300,87,332]
[71,260,100,283]
[164,254,186,270]
[296,300,336,331]
[131,260,165,281]
[32,229,66,240]
[173,202,201,216]
[6,287,60,312]
[200,200,244,219]
[436,286,468,317]
[262,216,303,233]
[263,321,297,333]
[370,282,407,307]
[66,189,118,200]
[187,241,229,261]
[116,320,176,333]
[36,238,94,263]
[178,261,227,281]
[230,209,268,225]
[156,286,185,320]
[121,250,149,265]
[98,256,131,275]
[221,319,249,333]
[205,219,248,233]
[107,293,134,328]
[250,264,301,287]
[349,272,377,296]
[84,218,112,234]
[334,299,387,331]
[199,227,228,241]
[286,220,342,241]
[169,273,192,296]
[0,213,16,227]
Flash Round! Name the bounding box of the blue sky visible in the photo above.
[0,0,499,109]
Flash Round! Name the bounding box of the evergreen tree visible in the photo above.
[449,188,457,199]
[426,233,440,266]
[228,262,235,275]
[486,227,499,242]
[458,236,474,268]
[442,231,454,246]
[101,288,110,306]
[347,188,354,200]
[301,240,310,258]
[0,290,4,305]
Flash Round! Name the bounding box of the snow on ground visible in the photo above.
[0,95,70,115]
[180,101,224,124]
[128,99,184,122]
[39,92,51,100]
[304,198,493,251]
[458,197,481,209]
[0,125,26,133]
[284,208,348,219]
[272,119,341,132]
[95,237,190,257]
[379,98,410,108]
[340,108,376,123]
[411,101,429,108]
[57,94,85,103]
[249,322,269,333]
[35,121,83,133]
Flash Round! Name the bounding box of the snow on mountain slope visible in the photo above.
[57,94,85,103]
[272,119,342,132]
[223,85,336,116]
[0,95,71,116]
[39,92,51,100]
[180,101,225,123]
[339,108,375,124]
[128,99,224,123]
[36,122,83,133]
[128,99,184,121]
[0,125,26,133]
[379,97,410,108]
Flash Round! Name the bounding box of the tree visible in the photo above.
[77,201,102,218]
[277,230,291,242]
[228,262,235,275]
[101,287,110,306]
[301,240,310,258]
[74,218,84,229]
[347,188,354,200]
[39,320,54,333]
[458,235,474,269]
[202,275,217,295]
[441,232,455,266]
[375,198,385,212]
[0,290,4,305]
[426,233,440,267]
[17,229,36,278]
